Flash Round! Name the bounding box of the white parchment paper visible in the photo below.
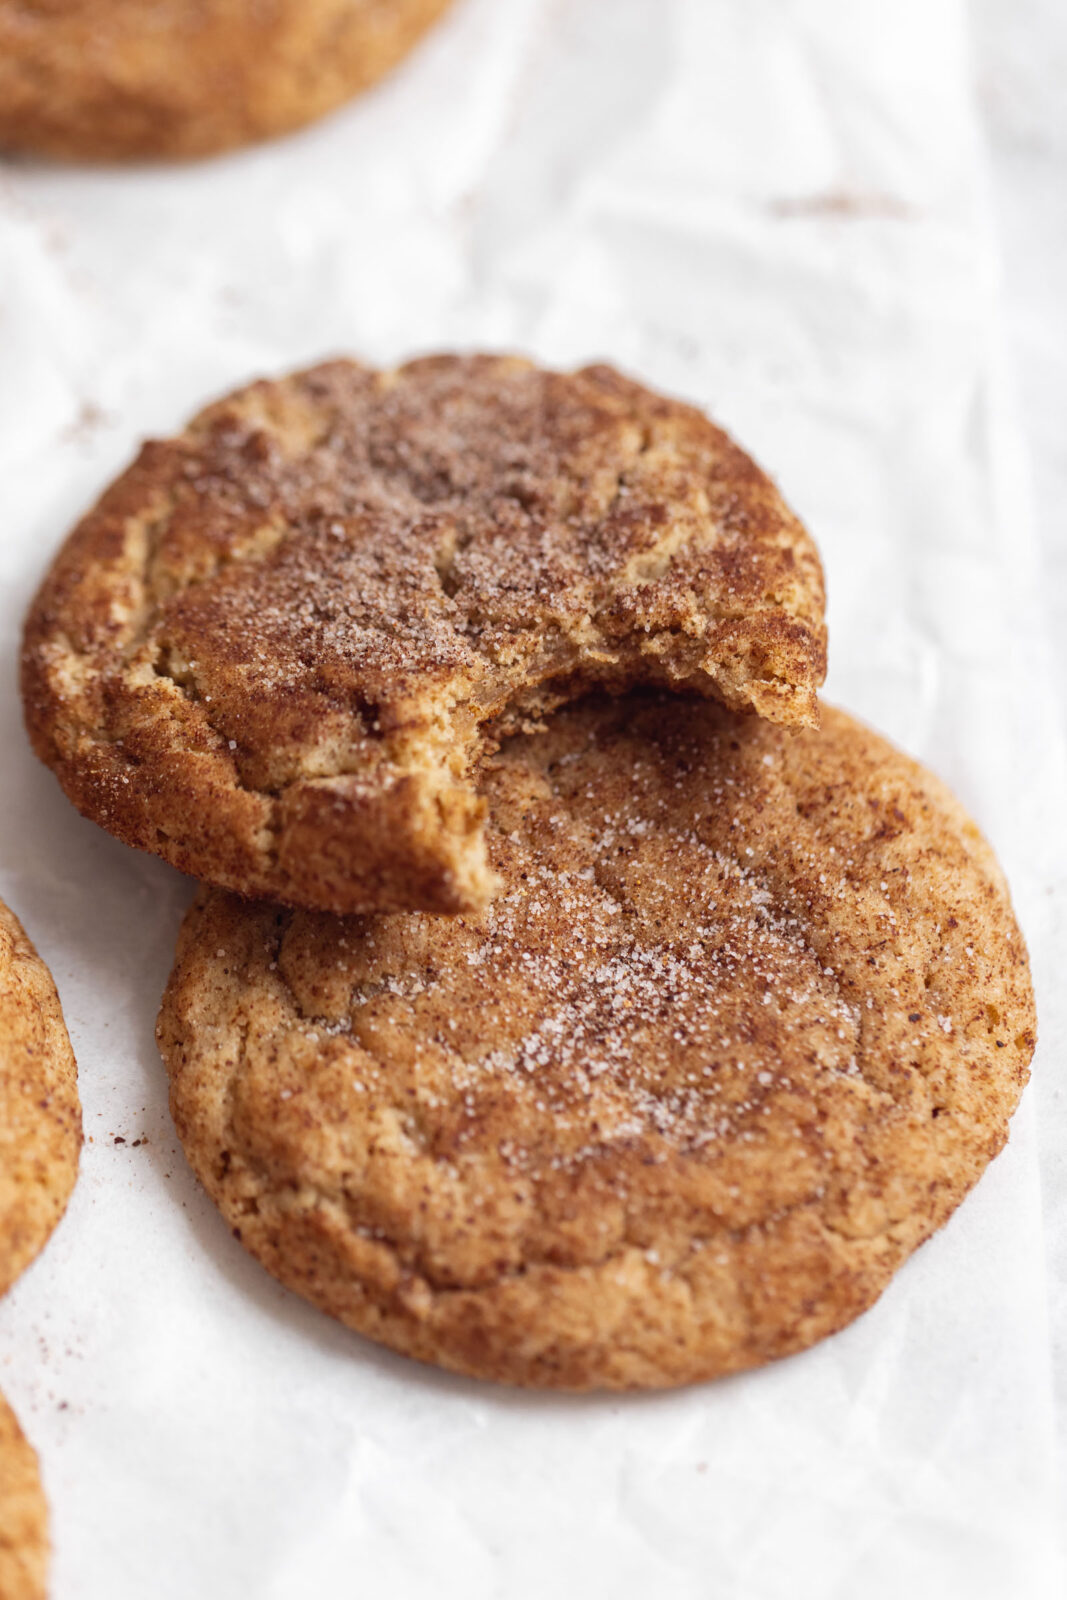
[0,2,1064,1595]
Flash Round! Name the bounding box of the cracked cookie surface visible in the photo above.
[0,0,453,161]
[23,355,826,914]
[0,899,81,1299]
[157,695,1033,1389]
[0,1391,47,1600]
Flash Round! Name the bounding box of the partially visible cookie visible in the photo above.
[0,0,454,161]
[0,899,81,1299]
[0,1391,47,1600]
[158,696,1034,1390]
[24,356,827,916]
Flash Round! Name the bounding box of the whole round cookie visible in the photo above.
[0,899,81,1299]
[0,1392,47,1600]
[0,0,454,161]
[158,695,1035,1390]
[23,355,827,915]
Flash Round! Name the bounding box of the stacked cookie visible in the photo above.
[21,356,1035,1390]
[0,900,82,1597]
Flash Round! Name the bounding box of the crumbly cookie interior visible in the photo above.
[25,358,826,913]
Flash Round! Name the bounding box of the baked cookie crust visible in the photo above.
[23,356,827,915]
[0,899,81,1299]
[0,1392,47,1600]
[158,696,1034,1390]
[0,0,454,161]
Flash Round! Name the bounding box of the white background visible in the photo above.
[1,2,1064,1595]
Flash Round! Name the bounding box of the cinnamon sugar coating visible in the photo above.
[0,899,81,1299]
[0,0,453,161]
[158,696,1033,1390]
[0,1392,47,1600]
[23,356,826,914]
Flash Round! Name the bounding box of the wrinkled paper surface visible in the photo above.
[0,2,1063,1595]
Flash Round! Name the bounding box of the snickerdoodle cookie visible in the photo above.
[23,356,827,915]
[0,0,454,161]
[157,695,1034,1390]
[0,898,81,1299]
[0,1391,47,1600]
